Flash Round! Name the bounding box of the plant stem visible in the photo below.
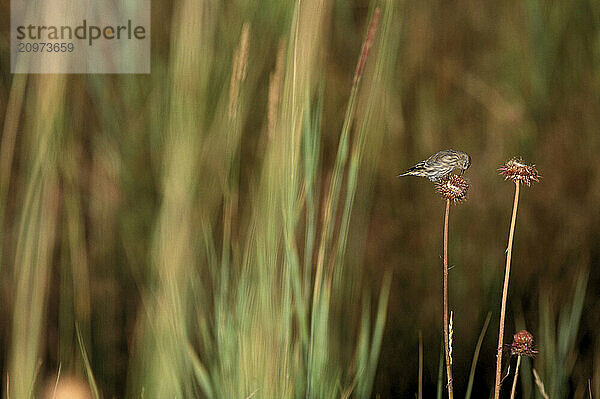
[510,356,522,399]
[418,331,423,399]
[443,199,454,399]
[494,181,520,399]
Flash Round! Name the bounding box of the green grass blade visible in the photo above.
[76,324,101,399]
[465,312,492,399]
[437,341,444,399]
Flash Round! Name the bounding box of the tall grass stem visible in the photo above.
[418,331,423,399]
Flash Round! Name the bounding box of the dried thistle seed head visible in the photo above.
[435,174,469,203]
[499,158,540,186]
[510,330,538,357]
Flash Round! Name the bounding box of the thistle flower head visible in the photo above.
[509,330,537,357]
[499,158,540,186]
[435,174,469,203]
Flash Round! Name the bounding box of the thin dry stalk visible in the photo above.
[494,181,520,398]
[418,331,423,399]
[312,6,381,318]
[228,23,250,119]
[354,8,381,84]
[533,368,549,399]
[0,75,27,201]
[465,313,492,399]
[443,199,454,398]
[267,41,285,139]
[510,355,522,399]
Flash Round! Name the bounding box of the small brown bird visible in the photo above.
[397,150,471,181]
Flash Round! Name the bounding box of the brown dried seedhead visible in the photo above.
[509,330,538,357]
[435,174,469,203]
[499,158,540,187]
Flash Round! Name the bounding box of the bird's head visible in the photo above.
[460,153,471,171]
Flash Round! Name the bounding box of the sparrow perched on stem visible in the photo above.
[397,150,471,181]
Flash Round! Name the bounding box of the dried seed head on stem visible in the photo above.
[435,174,469,203]
[436,174,468,399]
[509,330,538,358]
[509,331,537,399]
[494,158,540,399]
[499,158,540,187]
[442,198,454,399]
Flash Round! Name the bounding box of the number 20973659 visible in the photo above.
[17,42,74,52]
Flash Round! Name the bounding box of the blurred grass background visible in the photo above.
[1,0,600,398]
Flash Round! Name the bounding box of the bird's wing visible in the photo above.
[430,150,459,163]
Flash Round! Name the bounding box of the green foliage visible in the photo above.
[538,270,589,398]
[1,1,398,398]
[2,0,599,397]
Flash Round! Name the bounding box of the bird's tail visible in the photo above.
[397,163,425,177]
